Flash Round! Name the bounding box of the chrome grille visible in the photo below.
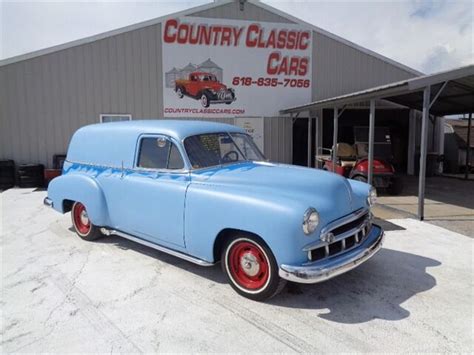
[307,210,372,263]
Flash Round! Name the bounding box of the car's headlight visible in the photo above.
[367,187,377,207]
[303,207,319,235]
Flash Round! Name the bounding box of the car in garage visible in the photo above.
[44,120,384,301]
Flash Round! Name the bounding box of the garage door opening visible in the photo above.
[292,117,316,166]
[322,108,410,173]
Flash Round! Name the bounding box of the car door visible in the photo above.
[188,75,199,96]
[118,134,190,249]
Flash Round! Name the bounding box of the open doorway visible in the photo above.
[322,109,410,173]
[292,117,316,167]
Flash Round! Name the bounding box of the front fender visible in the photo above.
[47,174,110,226]
[184,183,311,265]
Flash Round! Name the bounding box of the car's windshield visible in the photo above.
[184,132,265,169]
[200,74,216,82]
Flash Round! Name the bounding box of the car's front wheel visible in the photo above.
[222,235,286,301]
[200,92,210,108]
[71,202,103,241]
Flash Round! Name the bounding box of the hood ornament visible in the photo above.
[321,232,335,244]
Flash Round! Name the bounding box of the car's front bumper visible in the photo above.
[209,97,236,104]
[279,224,384,284]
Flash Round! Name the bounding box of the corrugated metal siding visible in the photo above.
[0,24,163,166]
[312,32,415,101]
[190,1,295,23]
[264,117,293,163]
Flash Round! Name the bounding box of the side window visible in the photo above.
[137,137,184,170]
[168,144,184,169]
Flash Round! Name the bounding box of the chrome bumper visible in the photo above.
[279,224,384,284]
[43,197,53,207]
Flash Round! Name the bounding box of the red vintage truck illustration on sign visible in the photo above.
[175,72,236,108]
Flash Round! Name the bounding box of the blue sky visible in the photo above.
[1,0,472,73]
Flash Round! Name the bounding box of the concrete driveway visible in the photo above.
[1,188,472,353]
[376,176,474,237]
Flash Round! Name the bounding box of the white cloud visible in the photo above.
[0,0,209,59]
[1,0,472,73]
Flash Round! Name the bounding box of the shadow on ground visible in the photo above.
[272,248,440,324]
[373,217,406,231]
[384,175,474,211]
[93,234,440,324]
[94,234,228,284]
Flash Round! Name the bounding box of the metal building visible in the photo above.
[1,0,432,169]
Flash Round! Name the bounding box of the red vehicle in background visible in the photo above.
[318,126,402,195]
[175,72,236,108]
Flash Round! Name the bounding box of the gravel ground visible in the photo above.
[1,188,472,353]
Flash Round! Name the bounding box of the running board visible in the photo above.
[100,228,215,267]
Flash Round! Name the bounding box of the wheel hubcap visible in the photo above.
[73,202,91,235]
[240,252,260,277]
[228,241,269,290]
[80,209,89,226]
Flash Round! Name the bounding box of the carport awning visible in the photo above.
[280,65,474,116]
[280,64,474,222]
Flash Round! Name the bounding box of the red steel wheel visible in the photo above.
[228,241,269,290]
[222,236,286,301]
[71,202,103,241]
[72,202,91,235]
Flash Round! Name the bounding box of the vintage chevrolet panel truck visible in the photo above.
[45,120,384,301]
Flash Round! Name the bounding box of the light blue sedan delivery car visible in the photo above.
[45,120,384,301]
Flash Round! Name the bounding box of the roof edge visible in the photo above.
[280,80,411,114]
[1,0,422,77]
[280,64,474,114]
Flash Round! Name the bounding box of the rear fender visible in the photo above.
[47,174,109,226]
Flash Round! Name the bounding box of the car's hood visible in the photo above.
[191,161,367,218]
[205,82,227,91]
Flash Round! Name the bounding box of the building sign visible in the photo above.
[162,17,312,118]
[234,117,265,153]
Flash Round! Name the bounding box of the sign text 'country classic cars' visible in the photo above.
[162,17,312,118]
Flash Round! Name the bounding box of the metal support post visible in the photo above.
[368,99,375,185]
[332,107,338,172]
[418,86,431,220]
[465,112,472,180]
[407,110,416,175]
[307,116,312,167]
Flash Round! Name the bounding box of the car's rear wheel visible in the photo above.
[176,87,184,98]
[222,235,286,301]
[71,202,103,241]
